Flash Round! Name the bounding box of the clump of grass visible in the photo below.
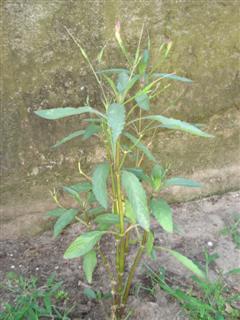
[0,272,72,320]
[220,214,240,249]
[137,251,240,320]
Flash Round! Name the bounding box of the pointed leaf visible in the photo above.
[34,106,105,120]
[146,231,154,256]
[83,250,97,284]
[167,249,206,279]
[107,103,126,151]
[151,164,165,190]
[83,287,97,299]
[125,167,148,181]
[47,208,66,218]
[125,200,136,223]
[83,124,100,140]
[165,177,202,188]
[95,213,120,226]
[63,186,81,202]
[135,92,150,110]
[103,74,118,95]
[138,49,149,75]
[152,73,192,83]
[64,231,106,259]
[92,163,110,209]
[54,208,78,237]
[150,198,173,233]
[52,130,85,148]
[97,68,129,74]
[122,170,150,231]
[68,182,92,193]
[124,132,156,162]
[143,115,214,138]
[117,72,129,93]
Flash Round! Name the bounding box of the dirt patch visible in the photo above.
[0,191,239,319]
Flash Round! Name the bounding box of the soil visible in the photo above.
[0,191,239,319]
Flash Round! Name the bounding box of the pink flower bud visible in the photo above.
[115,20,121,34]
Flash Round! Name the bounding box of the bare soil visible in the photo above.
[0,191,239,319]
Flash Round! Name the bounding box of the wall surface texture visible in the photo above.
[1,0,240,238]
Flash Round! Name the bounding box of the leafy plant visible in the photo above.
[34,22,214,319]
[140,253,240,320]
[0,272,72,320]
[220,214,240,249]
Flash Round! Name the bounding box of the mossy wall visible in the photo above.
[1,0,239,236]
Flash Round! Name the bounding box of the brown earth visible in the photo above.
[0,191,239,319]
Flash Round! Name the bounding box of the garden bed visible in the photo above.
[0,191,239,319]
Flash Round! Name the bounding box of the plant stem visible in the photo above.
[122,231,148,305]
[114,141,126,317]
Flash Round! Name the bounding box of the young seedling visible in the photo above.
[35,23,214,319]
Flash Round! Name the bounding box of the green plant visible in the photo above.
[140,254,240,320]
[0,272,72,320]
[34,22,214,319]
[220,214,240,249]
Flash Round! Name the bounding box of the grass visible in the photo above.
[135,251,240,320]
[220,214,240,249]
[0,272,72,320]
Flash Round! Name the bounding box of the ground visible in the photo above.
[0,191,239,319]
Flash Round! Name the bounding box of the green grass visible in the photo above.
[136,251,240,320]
[0,272,72,320]
[220,214,240,249]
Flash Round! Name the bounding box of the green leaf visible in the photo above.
[150,198,173,233]
[52,130,85,148]
[97,68,129,74]
[124,132,156,162]
[68,182,92,193]
[103,74,118,96]
[83,124,100,140]
[47,208,66,217]
[152,73,192,83]
[64,231,105,259]
[125,200,136,223]
[95,213,120,226]
[92,163,110,209]
[117,72,129,93]
[151,164,165,190]
[224,268,240,276]
[83,287,97,299]
[122,170,150,231]
[34,106,105,120]
[167,249,206,279]
[107,103,125,153]
[87,206,105,216]
[138,49,149,75]
[125,167,148,181]
[63,186,81,202]
[146,231,154,256]
[143,115,214,138]
[83,250,97,284]
[135,92,150,110]
[54,208,78,237]
[165,177,202,188]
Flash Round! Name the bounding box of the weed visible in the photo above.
[220,214,240,249]
[0,272,72,320]
[140,252,240,320]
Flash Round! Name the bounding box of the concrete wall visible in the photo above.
[1,0,239,237]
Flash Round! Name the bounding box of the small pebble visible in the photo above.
[55,266,59,270]
[207,241,213,247]
[36,267,39,271]
[10,265,15,269]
